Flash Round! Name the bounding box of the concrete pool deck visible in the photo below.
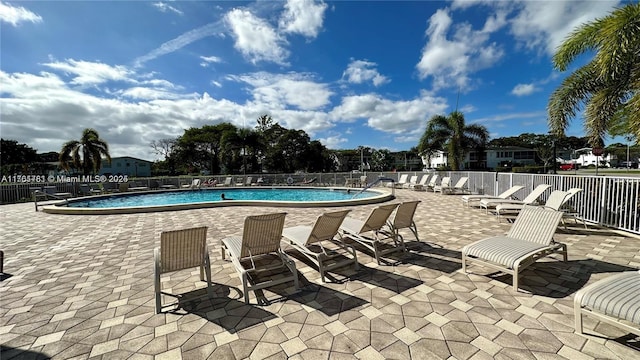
[1,189,639,359]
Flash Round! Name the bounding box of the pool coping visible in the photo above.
[41,186,395,215]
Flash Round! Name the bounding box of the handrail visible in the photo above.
[33,190,69,211]
[352,177,395,199]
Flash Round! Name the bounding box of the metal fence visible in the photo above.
[1,171,638,234]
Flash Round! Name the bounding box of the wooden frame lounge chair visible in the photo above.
[461,185,524,208]
[387,201,421,247]
[574,271,640,337]
[282,210,357,283]
[154,226,213,313]
[409,174,430,191]
[338,203,401,265]
[221,212,299,304]
[461,206,566,291]
[479,184,551,214]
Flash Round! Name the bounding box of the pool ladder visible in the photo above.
[351,177,396,199]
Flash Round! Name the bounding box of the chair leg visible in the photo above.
[203,255,214,300]
[242,273,249,304]
[154,260,162,313]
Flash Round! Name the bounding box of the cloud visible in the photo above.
[228,72,332,111]
[511,83,539,96]
[200,55,223,67]
[225,8,290,65]
[42,59,135,86]
[318,134,348,149]
[470,111,546,125]
[330,90,448,135]
[152,2,183,16]
[342,60,389,87]
[416,8,503,91]
[0,1,42,26]
[134,21,224,67]
[278,0,327,38]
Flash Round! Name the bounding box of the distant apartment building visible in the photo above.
[99,156,152,177]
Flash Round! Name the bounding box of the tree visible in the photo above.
[59,129,111,175]
[1,139,37,165]
[417,111,489,170]
[548,3,640,146]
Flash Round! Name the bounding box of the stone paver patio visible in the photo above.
[1,188,639,359]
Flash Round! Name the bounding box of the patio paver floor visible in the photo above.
[1,188,639,359]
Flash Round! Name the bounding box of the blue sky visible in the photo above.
[0,0,624,161]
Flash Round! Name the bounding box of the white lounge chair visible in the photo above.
[154,226,213,313]
[425,174,439,192]
[461,185,525,208]
[479,184,551,214]
[461,205,566,291]
[391,174,409,188]
[221,212,299,304]
[574,271,640,337]
[216,177,233,187]
[495,189,567,221]
[182,178,202,189]
[433,177,451,194]
[440,176,469,195]
[409,174,430,191]
[339,203,401,265]
[282,210,357,283]
[403,175,419,189]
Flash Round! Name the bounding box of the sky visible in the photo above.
[0,0,626,161]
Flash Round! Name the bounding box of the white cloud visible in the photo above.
[0,1,42,26]
[470,111,546,125]
[228,72,332,111]
[225,8,290,65]
[330,90,448,135]
[511,83,539,96]
[416,8,503,91]
[152,2,183,16]
[42,59,134,86]
[510,1,621,55]
[342,60,389,87]
[318,134,348,149]
[199,55,223,67]
[278,0,327,38]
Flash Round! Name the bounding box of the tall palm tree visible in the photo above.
[548,3,640,146]
[59,128,111,174]
[418,111,489,170]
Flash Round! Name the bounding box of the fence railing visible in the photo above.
[1,171,638,234]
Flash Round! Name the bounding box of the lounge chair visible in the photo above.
[403,175,419,189]
[43,185,72,199]
[425,174,439,192]
[495,189,568,221]
[442,177,469,195]
[409,174,430,191]
[387,201,421,247]
[182,178,202,189]
[390,174,409,188]
[479,184,551,214]
[282,210,357,283]
[433,177,451,193]
[574,271,640,337]
[154,226,213,313]
[461,205,566,291]
[216,177,233,187]
[461,185,524,208]
[221,212,299,304]
[338,203,401,265]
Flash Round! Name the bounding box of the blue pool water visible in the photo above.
[68,188,378,208]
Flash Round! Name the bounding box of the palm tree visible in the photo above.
[417,111,489,170]
[59,128,111,174]
[548,3,640,146]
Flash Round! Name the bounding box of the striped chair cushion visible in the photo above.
[580,272,640,325]
[222,236,243,259]
[463,236,548,269]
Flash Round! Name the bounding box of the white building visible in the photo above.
[421,150,448,170]
[569,148,613,168]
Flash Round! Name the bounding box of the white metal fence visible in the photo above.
[1,171,638,234]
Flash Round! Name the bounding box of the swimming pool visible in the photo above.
[42,187,394,214]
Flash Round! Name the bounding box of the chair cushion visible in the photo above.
[579,271,640,325]
[222,236,243,259]
[463,236,548,269]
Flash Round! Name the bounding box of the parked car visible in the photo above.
[618,161,638,169]
[560,163,576,171]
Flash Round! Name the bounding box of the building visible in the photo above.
[99,157,153,177]
[485,146,537,169]
[421,150,448,170]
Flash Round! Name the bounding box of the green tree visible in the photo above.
[370,149,393,171]
[59,129,111,175]
[1,139,37,166]
[548,3,640,146]
[418,111,489,170]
